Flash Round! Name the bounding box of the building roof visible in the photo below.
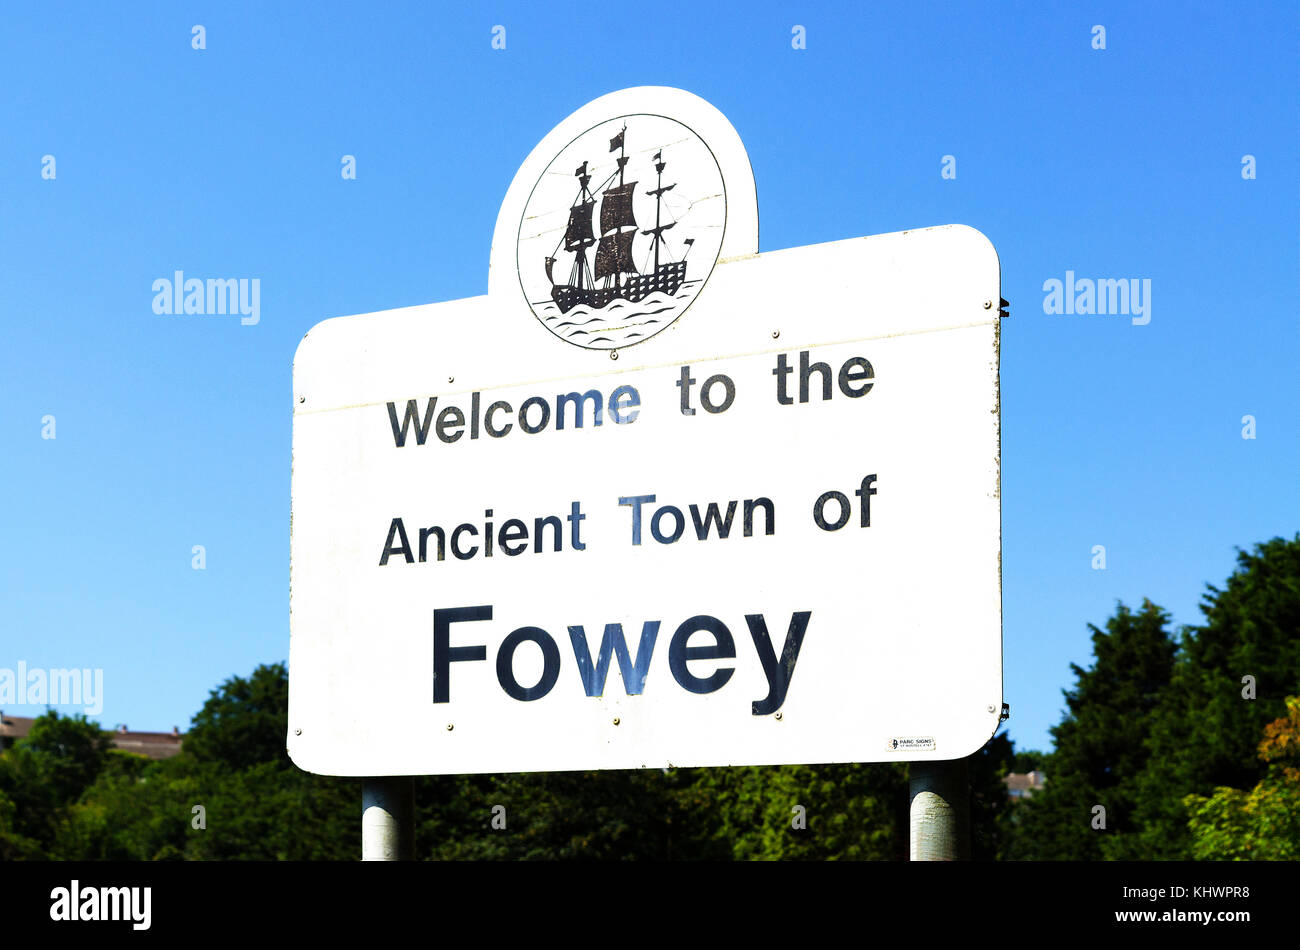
[1003,770,1047,793]
[0,712,183,760]
[110,726,184,760]
[0,713,35,741]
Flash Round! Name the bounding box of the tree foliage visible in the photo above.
[1132,535,1300,858]
[1004,534,1300,860]
[1003,600,1177,860]
[0,712,114,856]
[1183,695,1300,860]
[184,662,292,770]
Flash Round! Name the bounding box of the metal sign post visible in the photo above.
[909,758,970,860]
[361,777,414,861]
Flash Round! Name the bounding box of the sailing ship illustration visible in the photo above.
[544,126,690,315]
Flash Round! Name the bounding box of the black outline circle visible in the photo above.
[516,112,728,351]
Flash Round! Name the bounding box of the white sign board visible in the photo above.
[288,87,1002,776]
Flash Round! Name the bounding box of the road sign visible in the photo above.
[288,87,1002,776]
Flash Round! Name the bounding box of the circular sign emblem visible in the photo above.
[517,114,726,350]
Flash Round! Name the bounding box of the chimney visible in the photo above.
[117,724,128,734]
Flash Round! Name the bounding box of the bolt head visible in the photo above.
[987,705,996,713]
[447,376,454,384]
[612,717,620,725]
[298,395,305,404]
[983,300,993,309]
[447,723,454,731]
[294,728,302,736]
[610,351,619,360]
[774,712,783,721]
[771,330,780,338]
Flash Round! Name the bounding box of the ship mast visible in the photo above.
[575,162,593,291]
[549,161,596,293]
[612,124,629,292]
[594,126,639,292]
[642,150,676,273]
[615,123,628,187]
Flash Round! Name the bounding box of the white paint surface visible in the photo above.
[289,225,1002,776]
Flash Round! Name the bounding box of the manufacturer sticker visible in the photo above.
[888,736,936,753]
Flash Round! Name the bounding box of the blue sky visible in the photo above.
[2,1,1296,756]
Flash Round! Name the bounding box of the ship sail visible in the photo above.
[564,200,596,251]
[599,182,638,235]
[593,229,638,280]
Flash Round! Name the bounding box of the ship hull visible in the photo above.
[552,261,687,315]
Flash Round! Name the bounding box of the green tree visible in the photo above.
[1003,600,1177,860]
[1011,749,1046,773]
[415,761,914,861]
[703,763,906,861]
[1132,535,1300,858]
[184,662,291,770]
[0,786,44,859]
[55,752,197,860]
[62,753,362,861]
[0,711,114,855]
[56,662,360,860]
[422,768,721,861]
[1183,695,1300,860]
[969,731,1015,860]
